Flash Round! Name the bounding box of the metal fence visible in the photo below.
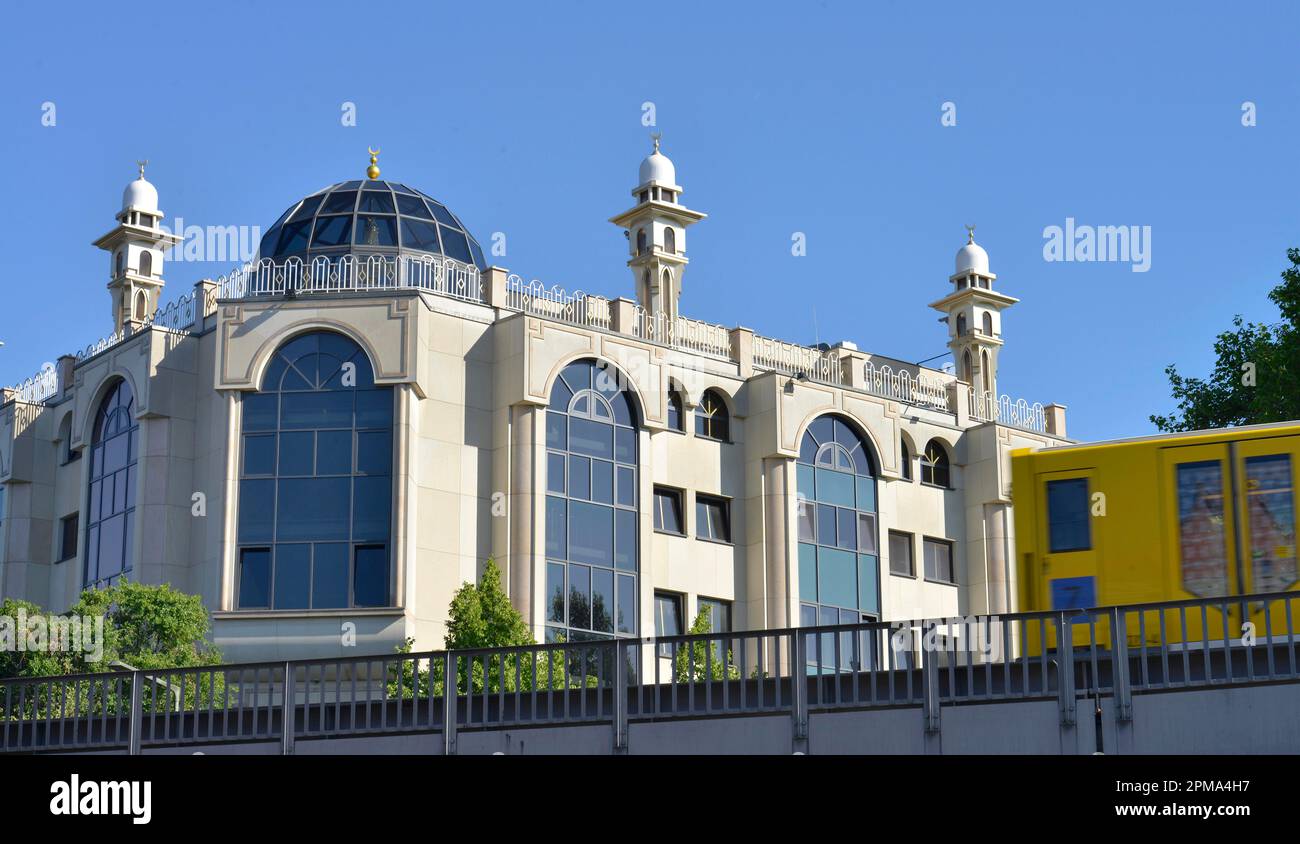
[4,590,1297,754]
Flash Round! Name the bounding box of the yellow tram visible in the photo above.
[1011,421,1300,649]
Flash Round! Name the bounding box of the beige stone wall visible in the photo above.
[0,289,1069,664]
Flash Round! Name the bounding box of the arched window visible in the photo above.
[695,390,729,441]
[981,350,992,395]
[636,229,647,255]
[545,359,639,642]
[956,313,967,335]
[962,350,973,383]
[796,415,879,671]
[920,439,951,489]
[664,227,676,254]
[236,331,393,609]
[139,251,153,277]
[666,389,684,432]
[133,291,148,321]
[114,251,123,276]
[85,379,138,587]
[982,311,993,336]
[900,438,912,481]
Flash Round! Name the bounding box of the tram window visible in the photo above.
[1046,478,1091,552]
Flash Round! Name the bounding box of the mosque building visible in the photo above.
[0,143,1068,662]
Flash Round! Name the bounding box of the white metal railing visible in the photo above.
[505,276,611,331]
[862,362,952,412]
[970,390,1046,433]
[9,363,59,404]
[751,335,842,385]
[634,307,731,358]
[147,290,197,333]
[213,255,483,304]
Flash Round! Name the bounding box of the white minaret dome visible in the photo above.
[121,169,159,214]
[955,228,989,274]
[638,138,676,186]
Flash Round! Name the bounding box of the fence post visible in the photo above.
[1112,608,1132,721]
[1057,613,1077,726]
[613,640,629,754]
[791,632,808,748]
[281,662,295,756]
[443,652,457,756]
[921,625,941,733]
[127,671,143,756]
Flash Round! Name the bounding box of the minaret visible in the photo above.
[609,135,706,321]
[928,227,1019,401]
[92,161,183,333]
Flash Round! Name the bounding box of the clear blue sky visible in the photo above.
[1,1,1297,442]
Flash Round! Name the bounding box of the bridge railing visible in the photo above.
[3,590,1298,753]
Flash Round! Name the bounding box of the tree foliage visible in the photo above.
[1151,248,1300,431]
[672,605,740,683]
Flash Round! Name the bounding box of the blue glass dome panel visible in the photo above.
[259,180,485,269]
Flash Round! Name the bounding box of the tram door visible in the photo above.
[1232,438,1300,639]
[1159,444,1244,645]
[1033,468,1102,649]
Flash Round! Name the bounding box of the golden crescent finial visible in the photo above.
[366,147,381,180]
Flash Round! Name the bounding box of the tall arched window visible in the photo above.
[237,331,393,610]
[545,359,639,642]
[114,251,124,276]
[133,291,148,321]
[695,390,730,441]
[85,379,138,587]
[900,437,912,481]
[956,313,967,335]
[666,389,684,432]
[981,350,992,394]
[982,311,993,336]
[962,350,973,384]
[636,229,647,255]
[139,251,153,277]
[664,227,676,253]
[796,415,879,671]
[920,439,951,488]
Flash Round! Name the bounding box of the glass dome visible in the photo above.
[257,180,486,269]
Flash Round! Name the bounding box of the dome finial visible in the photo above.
[651,131,661,154]
[366,147,381,180]
[136,159,149,179]
[965,223,976,244]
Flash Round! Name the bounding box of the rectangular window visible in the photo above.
[1175,460,1229,598]
[59,513,79,562]
[1046,477,1091,552]
[1244,454,1297,593]
[699,597,732,665]
[696,494,732,543]
[653,487,684,535]
[654,591,683,658]
[857,512,877,554]
[238,547,272,609]
[889,531,914,576]
[923,537,955,584]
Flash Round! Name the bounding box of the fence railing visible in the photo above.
[505,276,611,331]
[634,308,732,358]
[213,255,483,304]
[5,590,1296,754]
[970,390,1047,433]
[863,362,952,412]
[752,335,843,385]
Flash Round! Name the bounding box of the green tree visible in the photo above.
[673,605,741,683]
[1,582,227,719]
[388,558,597,698]
[1151,248,1300,431]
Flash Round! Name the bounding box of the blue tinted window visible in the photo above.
[237,331,392,609]
[1047,478,1091,552]
[545,359,639,639]
[238,548,271,609]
